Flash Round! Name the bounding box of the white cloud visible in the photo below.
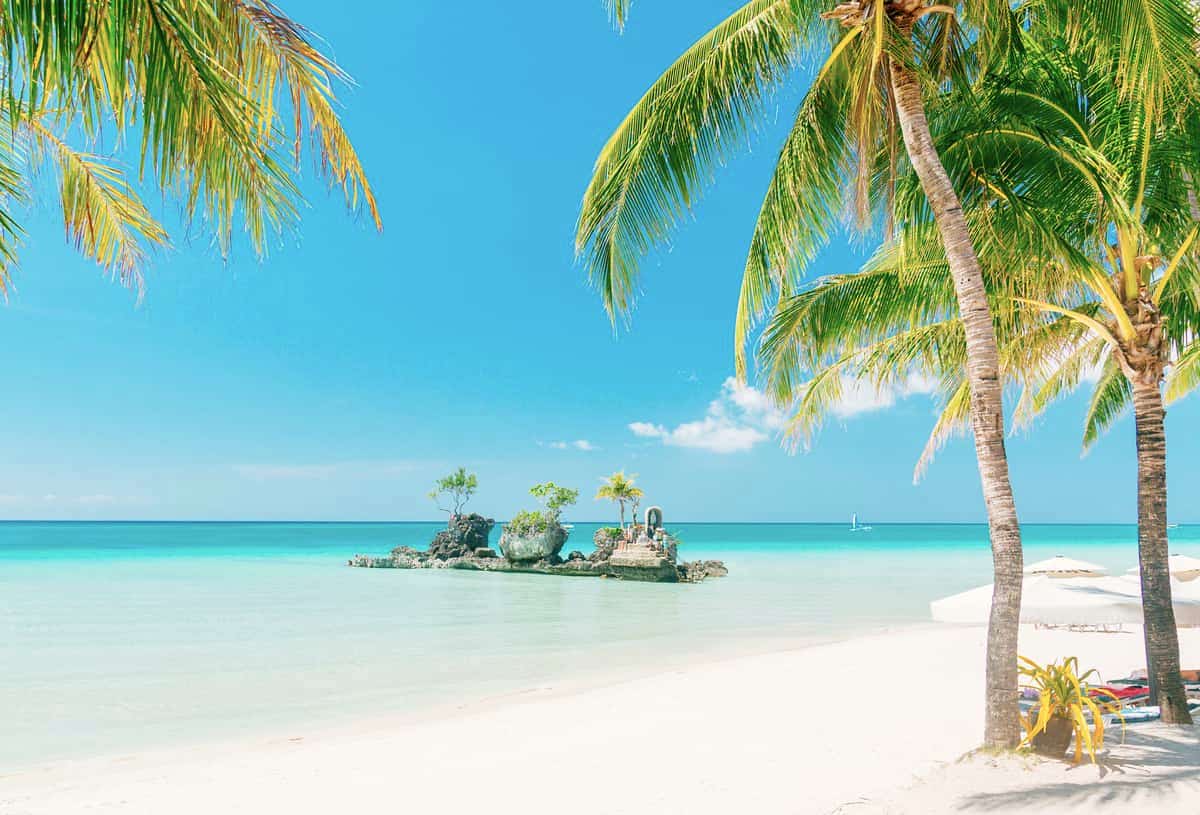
[542,439,597,451]
[628,377,784,454]
[629,374,938,454]
[827,373,939,418]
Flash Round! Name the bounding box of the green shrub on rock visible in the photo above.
[507,509,553,537]
[499,482,580,563]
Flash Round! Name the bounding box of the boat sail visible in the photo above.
[850,513,873,533]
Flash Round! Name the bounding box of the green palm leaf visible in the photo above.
[576,0,817,321]
[1082,354,1132,450]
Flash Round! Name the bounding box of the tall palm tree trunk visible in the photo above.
[889,56,1024,749]
[1131,380,1192,724]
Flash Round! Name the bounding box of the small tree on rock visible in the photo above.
[530,482,580,523]
[429,467,477,524]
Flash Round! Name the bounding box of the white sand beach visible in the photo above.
[3,624,1198,815]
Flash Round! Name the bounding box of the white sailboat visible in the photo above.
[850,513,873,533]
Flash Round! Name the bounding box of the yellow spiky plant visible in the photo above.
[1019,656,1124,764]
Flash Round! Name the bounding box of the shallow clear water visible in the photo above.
[3,521,1197,768]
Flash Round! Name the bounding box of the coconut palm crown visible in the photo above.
[759,20,1200,722]
[595,471,644,528]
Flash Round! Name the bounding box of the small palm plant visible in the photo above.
[1019,656,1123,765]
[595,471,643,529]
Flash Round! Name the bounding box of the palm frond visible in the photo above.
[1166,343,1200,404]
[0,0,377,270]
[26,118,168,288]
[782,319,962,448]
[1015,335,1107,427]
[576,0,811,321]
[736,31,859,376]
[234,1,381,230]
[1082,353,1132,451]
[914,378,970,483]
[604,0,632,31]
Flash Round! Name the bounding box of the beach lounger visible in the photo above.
[1105,699,1200,726]
[1090,684,1148,702]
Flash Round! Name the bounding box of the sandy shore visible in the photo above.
[3,624,1198,814]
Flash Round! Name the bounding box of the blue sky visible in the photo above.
[0,0,1198,523]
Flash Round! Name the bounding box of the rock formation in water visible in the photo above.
[355,523,727,584]
[422,514,494,560]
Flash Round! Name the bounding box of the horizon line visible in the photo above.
[0,519,1178,526]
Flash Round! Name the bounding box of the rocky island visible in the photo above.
[349,520,727,583]
[350,471,727,583]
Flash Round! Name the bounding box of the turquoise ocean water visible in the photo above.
[4,521,1198,768]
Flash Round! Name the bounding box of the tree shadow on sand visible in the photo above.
[953,725,1200,812]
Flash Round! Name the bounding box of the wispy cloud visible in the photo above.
[233,460,421,481]
[540,439,598,452]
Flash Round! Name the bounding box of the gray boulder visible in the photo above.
[499,524,568,563]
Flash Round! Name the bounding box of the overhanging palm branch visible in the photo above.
[0,1,380,288]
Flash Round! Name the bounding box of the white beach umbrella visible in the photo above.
[1126,553,1200,582]
[1021,576,1142,626]
[1024,555,1107,578]
[929,581,997,624]
[930,574,1200,627]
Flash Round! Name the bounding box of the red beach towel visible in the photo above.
[1091,685,1147,700]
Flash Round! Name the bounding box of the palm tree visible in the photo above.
[595,471,644,529]
[0,2,379,289]
[760,25,1200,722]
[579,0,1026,747]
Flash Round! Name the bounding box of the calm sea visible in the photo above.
[3,521,1196,768]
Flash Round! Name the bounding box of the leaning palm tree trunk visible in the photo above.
[889,53,1023,748]
[1131,381,1193,723]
